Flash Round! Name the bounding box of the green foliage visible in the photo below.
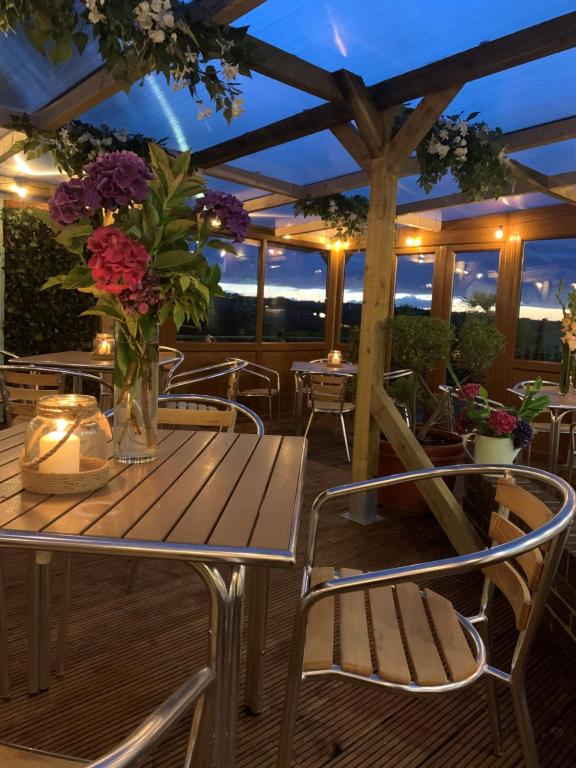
[0,1,252,123]
[460,290,497,313]
[1,207,98,355]
[516,379,550,424]
[387,315,454,376]
[293,194,369,240]
[453,316,505,379]
[0,115,167,177]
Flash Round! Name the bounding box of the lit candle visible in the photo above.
[100,337,112,356]
[38,419,80,474]
[328,349,343,366]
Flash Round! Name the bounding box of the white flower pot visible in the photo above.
[474,435,520,465]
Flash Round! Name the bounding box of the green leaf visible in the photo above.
[72,31,88,55]
[49,39,73,66]
[0,138,28,166]
[155,249,198,269]
[173,302,185,330]
[207,239,236,254]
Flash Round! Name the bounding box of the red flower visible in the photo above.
[488,410,517,436]
[460,383,481,400]
[87,227,150,295]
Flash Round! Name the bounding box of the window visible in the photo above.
[450,250,500,330]
[263,244,328,342]
[341,250,365,340]
[516,239,576,361]
[394,253,435,315]
[177,239,259,342]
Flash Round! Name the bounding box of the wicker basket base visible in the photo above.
[20,456,110,495]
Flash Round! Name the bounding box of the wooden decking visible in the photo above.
[0,420,574,766]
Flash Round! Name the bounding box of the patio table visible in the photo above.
[16,349,179,376]
[0,423,307,768]
[291,360,357,433]
[510,382,576,474]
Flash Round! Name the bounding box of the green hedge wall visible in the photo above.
[1,207,98,356]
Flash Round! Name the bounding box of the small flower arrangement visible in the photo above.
[456,380,549,448]
[293,194,369,240]
[556,281,576,393]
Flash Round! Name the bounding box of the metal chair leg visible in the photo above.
[568,427,576,483]
[479,621,502,755]
[0,554,10,699]
[276,617,307,768]
[268,397,273,434]
[340,413,351,462]
[56,554,72,677]
[512,678,540,768]
[303,411,314,439]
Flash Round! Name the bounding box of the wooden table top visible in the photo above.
[291,361,358,375]
[17,350,177,372]
[539,384,576,409]
[0,425,307,568]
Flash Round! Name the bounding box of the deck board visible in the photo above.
[0,419,572,767]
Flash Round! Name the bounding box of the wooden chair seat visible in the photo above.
[306,400,355,413]
[303,567,478,687]
[0,744,86,767]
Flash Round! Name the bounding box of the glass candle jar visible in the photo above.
[92,332,115,359]
[327,349,343,366]
[21,395,110,493]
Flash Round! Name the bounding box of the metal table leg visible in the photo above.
[295,376,304,434]
[549,412,562,474]
[245,567,269,714]
[27,550,52,695]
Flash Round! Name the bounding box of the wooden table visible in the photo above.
[17,349,178,375]
[291,361,357,432]
[0,424,307,768]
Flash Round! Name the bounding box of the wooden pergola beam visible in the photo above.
[330,124,371,173]
[274,211,441,238]
[207,163,306,196]
[193,12,576,167]
[508,160,576,205]
[333,71,386,158]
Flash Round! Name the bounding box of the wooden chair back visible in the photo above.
[158,405,237,432]
[482,479,554,631]
[307,373,347,410]
[1,368,62,422]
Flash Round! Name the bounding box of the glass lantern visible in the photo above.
[92,332,115,359]
[327,349,343,367]
[21,394,110,494]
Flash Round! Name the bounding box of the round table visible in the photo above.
[15,349,179,374]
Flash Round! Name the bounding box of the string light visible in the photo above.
[406,235,422,247]
[282,234,292,239]
[11,183,27,198]
[495,225,504,240]
[210,217,221,229]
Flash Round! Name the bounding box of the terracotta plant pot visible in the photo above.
[378,430,466,516]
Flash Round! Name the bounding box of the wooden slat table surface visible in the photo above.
[0,425,307,566]
[291,360,358,375]
[16,349,178,373]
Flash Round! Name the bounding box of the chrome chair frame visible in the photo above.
[303,372,354,462]
[226,357,280,431]
[0,365,114,424]
[0,350,19,361]
[159,345,185,391]
[277,464,575,768]
[166,360,247,400]
[0,666,215,768]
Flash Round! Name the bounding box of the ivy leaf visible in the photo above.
[72,31,88,55]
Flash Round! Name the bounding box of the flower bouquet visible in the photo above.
[42,143,249,462]
[456,380,549,464]
[557,282,576,394]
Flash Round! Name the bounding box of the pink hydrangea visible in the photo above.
[488,410,517,436]
[87,227,150,295]
[460,382,481,400]
[49,179,89,225]
[83,151,153,211]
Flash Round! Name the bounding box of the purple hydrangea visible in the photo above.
[194,190,251,242]
[83,150,153,211]
[49,179,89,225]
[118,269,164,316]
[513,420,534,448]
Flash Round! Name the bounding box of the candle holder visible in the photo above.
[91,332,115,360]
[20,394,110,495]
[326,349,344,367]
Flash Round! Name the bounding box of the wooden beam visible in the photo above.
[397,213,442,231]
[330,124,371,173]
[274,211,441,238]
[206,163,305,196]
[370,383,482,554]
[333,70,385,158]
[193,13,576,167]
[385,87,462,173]
[195,0,267,25]
[508,160,576,205]
[243,192,294,212]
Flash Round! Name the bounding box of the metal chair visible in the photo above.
[276,464,575,768]
[156,394,264,435]
[0,350,19,362]
[226,358,280,431]
[303,372,354,462]
[292,359,353,425]
[0,666,215,767]
[166,360,247,400]
[159,345,185,391]
[0,365,113,423]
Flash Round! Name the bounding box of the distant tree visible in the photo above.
[461,291,497,313]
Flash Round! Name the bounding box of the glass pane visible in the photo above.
[450,250,500,331]
[516,239,576,361]
[177,240,259,342]
[341,251,365,341]
[395,253,435,315]
[263,244,328,342]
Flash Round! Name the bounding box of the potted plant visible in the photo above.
[377,314,505,515]
[456,380,549,464]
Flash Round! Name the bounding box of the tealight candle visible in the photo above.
[92,333,114,359]
[327,349,343,366]
[38,419,80,474]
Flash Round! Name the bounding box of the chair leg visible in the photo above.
[303,411,314,439]
[479,622,502,755]
[0,554,10,699]
[512,678,540,768]
[56,554,72,677]
[276,653,305,768]
[340,414,351,463]
[268,397,273,434]
[568,429,575,483]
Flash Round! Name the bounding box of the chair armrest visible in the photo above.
[89,668,215,768]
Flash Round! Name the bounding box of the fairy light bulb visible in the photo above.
[495,225,504,240]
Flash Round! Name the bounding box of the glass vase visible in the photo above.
[113,322,159,463]
[558,341,575,395]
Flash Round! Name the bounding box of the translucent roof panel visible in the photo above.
[0,34,102,113]
[512,140,576,175]
[242,0,576,85]
[83,72,323,153]
[438,194,559,221]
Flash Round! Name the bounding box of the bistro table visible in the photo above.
[0,424,307,768]
[291,360,358,433]
[16,349,179,376]
[510,382,576,474]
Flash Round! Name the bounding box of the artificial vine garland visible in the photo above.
[0,1,252,122]
[0,114,168,177]
[294,111,512,241]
